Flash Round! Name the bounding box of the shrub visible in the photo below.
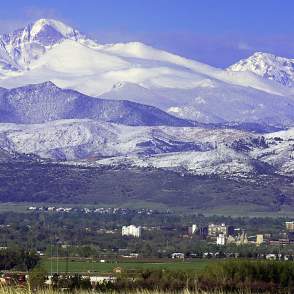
[198,259,294,292]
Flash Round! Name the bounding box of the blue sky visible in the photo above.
[1,0,294,67]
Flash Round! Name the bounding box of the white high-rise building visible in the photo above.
[188,224,198,235]
[216,234,226,246]
[191,224,198,234]
[122,225,142,238]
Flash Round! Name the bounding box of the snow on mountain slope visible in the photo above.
[30,40,130,73]
[102,80,294,125]
[95,147,255,177]
[99,41,288,95]
[80,126,294,177]
[0,40,219,96]
[0,118,263,173]
[164,84,294,126]
[251,128,294,175]
[0,19,292,97]
[0,81,193,126]
[100,82,173,108]
[228,52,294,88]
[1,117,293,178]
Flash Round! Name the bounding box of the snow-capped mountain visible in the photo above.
[1,18,294,181]
[1,19,294,127]
[0,81,193,126]
[228,52,294,87]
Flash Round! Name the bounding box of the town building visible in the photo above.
[216,234,226,246]
[288,232,294,241]
[122,225,141,238]
[236,231,248,246]
[226,235,236,244]
[188,224,198,235]
[208,223,227,236]
[199,227,208,239]
[227,225,236,236]
[171,252,185,259]
[256,234,264,246]
[286,221,294,232]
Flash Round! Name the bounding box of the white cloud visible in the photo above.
[0,19,27,34]
[23,6,59,20]
[237,41,252,51]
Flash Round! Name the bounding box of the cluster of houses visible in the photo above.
[27,206,157,215]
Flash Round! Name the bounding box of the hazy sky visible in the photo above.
[1,0,294,67]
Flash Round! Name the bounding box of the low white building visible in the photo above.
[266,254,277,260]
[122,225,141,238]
[171,252,185,259]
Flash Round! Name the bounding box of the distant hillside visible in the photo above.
[0,159,292,214]
[0,82,193,126]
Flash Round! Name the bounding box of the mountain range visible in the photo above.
[1,19,294,211]
[1,19,294,126]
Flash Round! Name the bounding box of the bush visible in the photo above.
[198,259,294,292]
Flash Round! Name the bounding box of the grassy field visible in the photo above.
[41,258,211,274]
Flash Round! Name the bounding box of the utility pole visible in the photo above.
[50,243,53,276]
[66,247,69,275]
[56,244,59,275]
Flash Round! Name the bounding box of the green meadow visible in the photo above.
[41,258,211,274]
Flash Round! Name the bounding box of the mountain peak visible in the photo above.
[0,18,83,70]
[250,51,275,58]
[29,18,80,40]
[32,80,59,88]
[228,52,294,87]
